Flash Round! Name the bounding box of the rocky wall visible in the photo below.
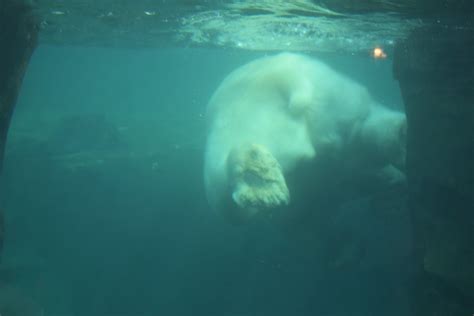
[0,0,39,173]
[394,25,474,315]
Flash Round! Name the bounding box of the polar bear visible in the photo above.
[204,53,406,223]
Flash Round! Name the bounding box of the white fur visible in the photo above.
[204,53,406,220]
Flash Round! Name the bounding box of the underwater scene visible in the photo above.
[0,1,472,316]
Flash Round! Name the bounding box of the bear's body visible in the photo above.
[204,53,406,222]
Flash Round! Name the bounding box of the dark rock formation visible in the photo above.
[0,285,43,316]
[0,0,39,173]
[0,0,39,273]
[0,208,3,261]
[394,25,474,315]
[48,114,126,155]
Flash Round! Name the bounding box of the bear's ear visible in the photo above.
[288,92,311,116]
[376,164,407,186]
[287,79,314,117]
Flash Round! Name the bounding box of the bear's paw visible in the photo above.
[227,143,290,214]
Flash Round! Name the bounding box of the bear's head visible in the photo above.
[359,106,407,169]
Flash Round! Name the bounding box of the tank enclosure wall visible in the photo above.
[394,25,474,315]
[0,0,39,259]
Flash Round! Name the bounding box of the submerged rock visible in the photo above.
[394,24,474,314]
[48,113,126,155]
[0,0,39,172]
[0,285,43,316]
[0,209,3,261]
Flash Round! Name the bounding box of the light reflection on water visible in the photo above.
[35,0,423,53]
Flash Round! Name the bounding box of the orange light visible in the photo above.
[372,47,387,59]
